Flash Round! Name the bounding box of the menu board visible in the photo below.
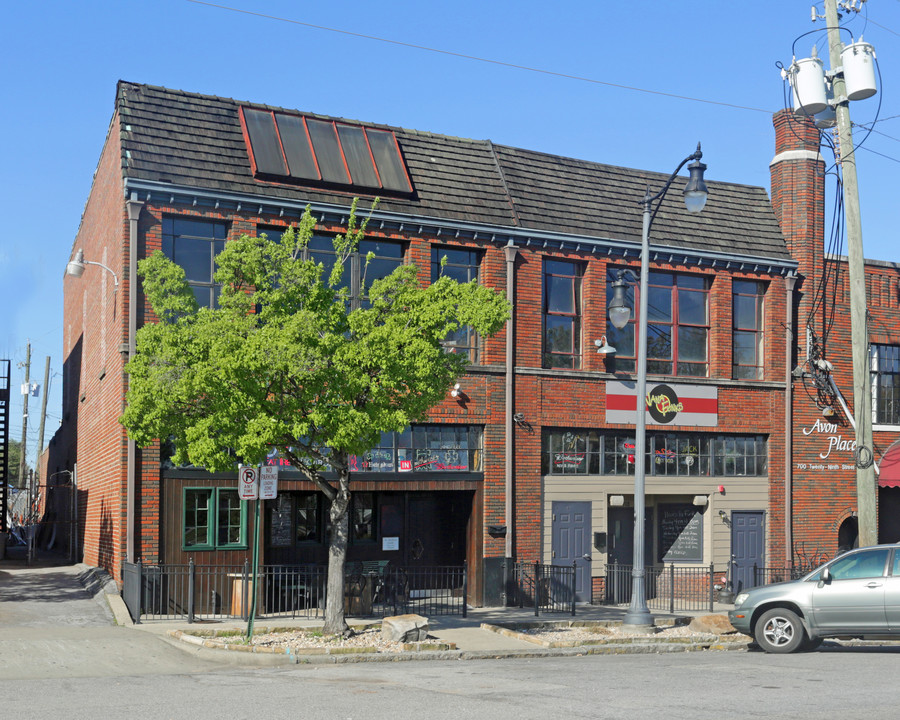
[658,503,703,562]
[269,508,292,547]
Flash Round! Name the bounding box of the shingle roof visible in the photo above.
[116,81,790,262]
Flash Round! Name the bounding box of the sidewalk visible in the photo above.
[1,545,740,664]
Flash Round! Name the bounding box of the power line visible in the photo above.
[186,0,775,115]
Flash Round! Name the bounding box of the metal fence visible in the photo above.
[513,562,576,616]
[603,563,718,613]
[752,565,809,588]
[122,560,467,624]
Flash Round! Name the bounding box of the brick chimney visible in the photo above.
[769,109,825,285]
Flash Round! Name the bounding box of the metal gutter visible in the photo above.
[125,194,143,564]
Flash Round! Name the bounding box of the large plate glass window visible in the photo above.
[543,429,767,477]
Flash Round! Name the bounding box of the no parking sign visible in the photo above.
[238,465,258,500]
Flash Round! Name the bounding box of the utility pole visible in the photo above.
[18,341,31,489]
[35,357,50,483]
[823,0,876,546]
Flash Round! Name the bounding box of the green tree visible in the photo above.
[8,440,29,488]
[121,203,510,633]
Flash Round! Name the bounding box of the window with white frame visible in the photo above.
[871,344,900,425]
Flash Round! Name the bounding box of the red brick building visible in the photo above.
[50,82,818,605]
[771,109,900,567]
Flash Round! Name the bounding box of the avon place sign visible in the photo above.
[798,419,857,472]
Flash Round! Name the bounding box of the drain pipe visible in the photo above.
[784,273,797,570]
[125,193,143,564]
[502,240,518,604]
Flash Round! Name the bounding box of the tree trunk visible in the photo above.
[323,472,351,635]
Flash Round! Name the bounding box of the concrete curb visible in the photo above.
[165,621,751,664]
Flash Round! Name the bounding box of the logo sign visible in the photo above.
[259,465,278,499]
[646,384,683,424]
[606,381,718,427]
[238,465,259,500]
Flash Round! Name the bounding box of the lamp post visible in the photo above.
[607,144,708,629]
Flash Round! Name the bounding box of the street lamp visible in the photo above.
[608,143,708,629]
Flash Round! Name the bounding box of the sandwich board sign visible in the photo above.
[238,465,259,500]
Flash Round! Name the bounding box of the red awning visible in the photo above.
[878,444,900,488]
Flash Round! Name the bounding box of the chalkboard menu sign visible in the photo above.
[658,503,703,562]
[269,508,292,547]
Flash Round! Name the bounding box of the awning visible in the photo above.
[878,444,900,488]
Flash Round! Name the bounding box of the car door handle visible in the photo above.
[866,582,883,588]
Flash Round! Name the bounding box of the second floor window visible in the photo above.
[606,269,709,377]
[871,344,900,425]
[307,236,403,308]
[733,280,766,380]
[432,247,481,362]
[543,260,583,369]
[162,218,227,308]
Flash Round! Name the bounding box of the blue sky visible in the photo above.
[2,0,898,472]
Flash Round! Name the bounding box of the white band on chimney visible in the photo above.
[769,149,824,168]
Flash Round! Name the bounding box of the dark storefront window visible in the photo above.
[871,344,900,425]
[349,425,483,473]
[162,218,227,309]
[431,247,481,362]
[543,260,583,369]
[606,269,710,376]
[543,429,767,477]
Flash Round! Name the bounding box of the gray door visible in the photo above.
[551,501,591,602]
[607,506,653,604]
[731,511,764,593]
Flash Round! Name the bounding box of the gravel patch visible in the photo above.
[252,627,408,654]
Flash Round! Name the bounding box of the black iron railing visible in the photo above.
[121,560,466,623]
[513,562,576,616]
[604,562,718,613]
[751,565,808,588]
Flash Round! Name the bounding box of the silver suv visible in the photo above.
[728,544,900,653]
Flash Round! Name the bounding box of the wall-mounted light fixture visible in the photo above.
[450,383,461,398]
[693,495,708,506]
[594,336,616,354]
[609,495,625,506]
[66,248,119,292]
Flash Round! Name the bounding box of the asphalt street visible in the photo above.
[4,546,900,719]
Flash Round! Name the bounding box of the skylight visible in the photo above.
[240,107,413,194]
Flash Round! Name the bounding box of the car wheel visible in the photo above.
[754,608,806,654]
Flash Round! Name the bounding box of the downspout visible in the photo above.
[784,273,797,570]
[503,240,518,604]
[125,193,143,564]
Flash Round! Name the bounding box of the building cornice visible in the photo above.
[124,178,798,277]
